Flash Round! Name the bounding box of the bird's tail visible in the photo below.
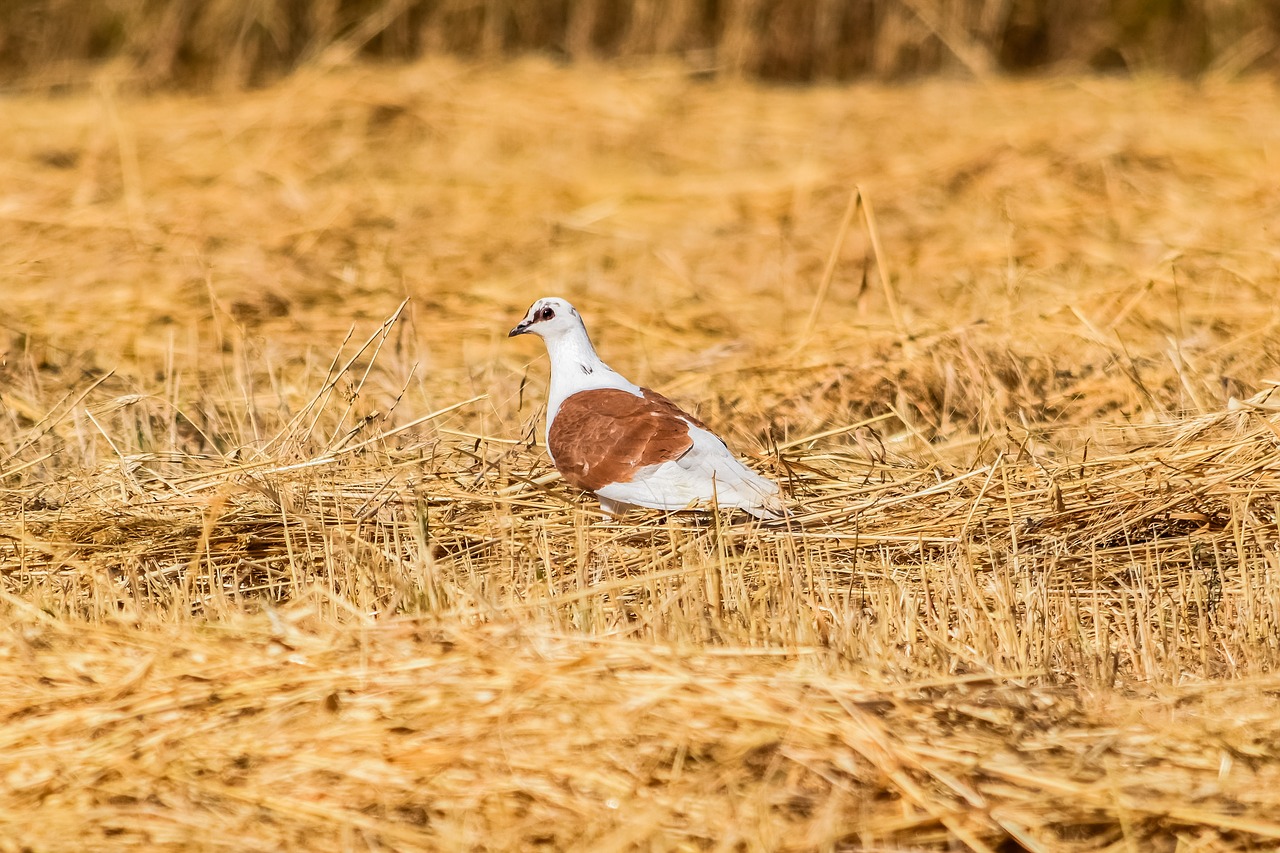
[718,468,787,520]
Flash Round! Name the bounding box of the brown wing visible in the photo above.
[638,387,709,430]
[549,388,698,492]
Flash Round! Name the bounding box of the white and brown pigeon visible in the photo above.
[509,297,785,519]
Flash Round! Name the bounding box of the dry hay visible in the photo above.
[3,618,1278,851]
[1,59,1280,849]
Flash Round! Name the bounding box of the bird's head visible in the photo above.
[508,297,581,340]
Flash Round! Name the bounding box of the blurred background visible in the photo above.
[2,0,1278,90]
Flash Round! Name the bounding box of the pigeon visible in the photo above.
[509,297,785,519]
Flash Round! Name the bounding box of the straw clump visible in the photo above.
[2,58,1280,849]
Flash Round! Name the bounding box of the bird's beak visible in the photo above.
[508,320,532,337]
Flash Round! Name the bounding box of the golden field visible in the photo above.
[2,58,1280,850]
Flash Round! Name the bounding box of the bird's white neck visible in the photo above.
[542,324,640,436]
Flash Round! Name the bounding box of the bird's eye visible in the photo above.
[538,306,555,321]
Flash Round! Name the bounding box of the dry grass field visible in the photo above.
[2,58,1280,850]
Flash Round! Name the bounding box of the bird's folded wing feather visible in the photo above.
[548,388,698,492]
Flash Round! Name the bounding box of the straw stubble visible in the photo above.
[1,58,1279,849]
